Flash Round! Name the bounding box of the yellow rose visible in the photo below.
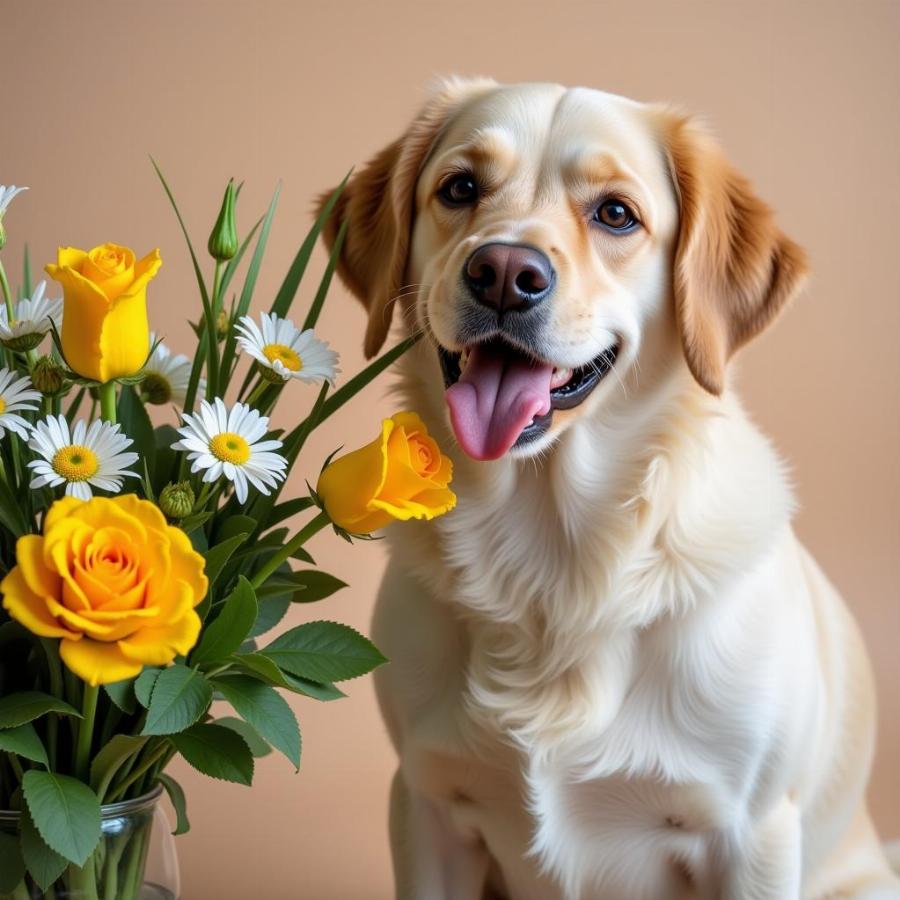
[317,411,456,534]
[0,495,207,686]
[45,243,161,382]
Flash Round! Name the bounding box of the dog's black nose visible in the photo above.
[464,243,555,312]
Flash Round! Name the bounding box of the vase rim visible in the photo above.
[0,784,163,823]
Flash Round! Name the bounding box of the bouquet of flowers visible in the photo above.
[0,174,455,899]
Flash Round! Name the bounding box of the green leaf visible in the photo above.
[170,723,253,786]
[19,804,67,891]
[104,678,137,715]
[270,172,349,318]
[212,675,301,769]
[215,515,257,544]
[0,723,48,767]
[218,213,263,302]
[262,621,386,683]
[256,570,346,604]
[0,692,81,729]
[134,667,162,708]
[90,734,149,801]
[268,497,314,527]
[117,385,155,477]
[22,770,101,866]
[141,666,212,736]
[220,184,282,381]
[191,577,257,667]
[151,424,180,495]
[282,672,346,702]
[302,215,348,330]
[156,772,190,836]
[202,532,249,586]
[247,595,291,639]
[0,829,26,893]
[215,716,272,758]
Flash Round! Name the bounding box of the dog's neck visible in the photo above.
[389,343,795,753]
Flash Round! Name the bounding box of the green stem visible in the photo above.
[0,259,14,321]
[6,751,25,781]
[67,855,99,900]
[204,261,223,400]
[107,742,167,803]
[10,880,30,900]
[74,684,99,781]
[40,638,63,770]
[97,381,117,425]
[249,509,330,589]
[244,377,270,408]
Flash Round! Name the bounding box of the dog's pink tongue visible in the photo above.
[445,344,553,460]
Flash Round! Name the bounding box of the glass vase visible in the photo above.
[0,786,179,900]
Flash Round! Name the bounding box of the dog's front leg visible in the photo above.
[390,770,491,900]
[721,796,802,900]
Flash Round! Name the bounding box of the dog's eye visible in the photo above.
[438,173,479,207]
[593,199,638,231]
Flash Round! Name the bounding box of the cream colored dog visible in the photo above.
[321,79,899,899]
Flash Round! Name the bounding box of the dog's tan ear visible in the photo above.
[662,113,809,394]
[318,77,496,358]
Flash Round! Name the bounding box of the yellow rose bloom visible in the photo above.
[0,495,207,686]
[45,243,161,383]
[317,412,456,534]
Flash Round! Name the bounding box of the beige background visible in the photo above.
[3,1,899,897]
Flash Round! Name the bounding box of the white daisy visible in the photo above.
[0,280,63,351]
[0,367,41,439]
[28,415,140,500]
[172,398,287,504]
[0,185,27,217]
[234,312,339,385]
[141,334,201,405]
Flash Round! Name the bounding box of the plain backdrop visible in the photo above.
[3,2,899,898]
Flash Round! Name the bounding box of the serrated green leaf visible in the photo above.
[281,672,346,702]
[90,734,149,801]
[212,675,301,769]
[0,723,48,767]
[215,716,272,758]
[262,621,386,683]
[22,770,101,866]
[104,678,137,714]
[0,829,26,892]
[192,577,257,667]
[0,692,81,729]
[256,570,346,604]
[170,723,253,786]
[156,772,190,836]
[141,666,212,736]
[134,667,162,708]
[19,803,67,891]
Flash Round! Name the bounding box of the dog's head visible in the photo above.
[320,79,808,461]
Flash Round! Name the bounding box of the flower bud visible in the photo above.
[159,481,196,520]
[141,372,172,405]
[208,179,238,262]
[31,356,66,395]
[216,308,230,341]
[0,220,6,251]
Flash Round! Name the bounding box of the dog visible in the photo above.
[320,78,900,899]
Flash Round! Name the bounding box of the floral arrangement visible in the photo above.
[0,175,455,898]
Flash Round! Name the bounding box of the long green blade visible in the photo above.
[302,216,348,332]
[269,171,350,319]
[219,213,263,301]
[220,183,282,381]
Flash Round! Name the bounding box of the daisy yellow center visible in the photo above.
[262,343,302,372]
[0,399,6,415]
[52,445,99,481]
[210,432,251,465]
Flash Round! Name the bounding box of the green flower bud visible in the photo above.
[0,220,6,251]
[31,355,66,394]
[208,179,238,262]
[141,372,172,405]
[159,481,196,520]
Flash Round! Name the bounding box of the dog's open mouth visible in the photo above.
[439,338,619,460]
